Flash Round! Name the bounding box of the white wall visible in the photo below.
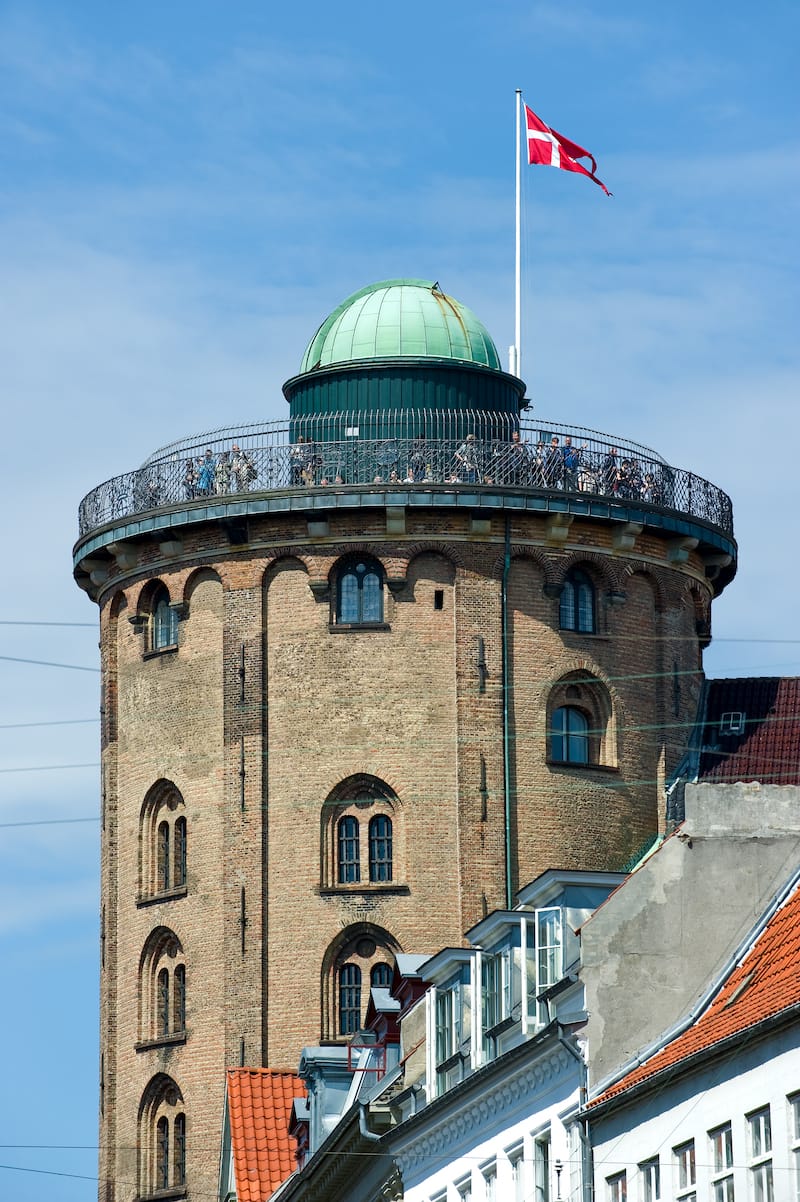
[590,1025,800,1201]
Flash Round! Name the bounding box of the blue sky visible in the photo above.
[0,2,797,1198]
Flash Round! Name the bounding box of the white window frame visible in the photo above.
[638,1156,660,1201]
[789,1093,800,1202]
[534,1129,551,1202]
[507,1143,525,1202]
[708,1122,734,1202]
[672,1139,696,1202]
[606,1171,627,1202]
[747,1106,773,1202]
[481,1161,497,1202]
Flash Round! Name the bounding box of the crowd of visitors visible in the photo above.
[183,444,257,499]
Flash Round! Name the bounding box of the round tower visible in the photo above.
[74,279,736,1202]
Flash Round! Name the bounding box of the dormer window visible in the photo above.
[719,711,746,736]
[435,965,472,1094]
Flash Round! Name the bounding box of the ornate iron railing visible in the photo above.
[77,417,733,538]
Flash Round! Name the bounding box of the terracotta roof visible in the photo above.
[698,677,800,784]
[590,880,800,1109]
[226,1068,306,1201]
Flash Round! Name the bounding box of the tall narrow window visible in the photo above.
[174,964,186,1032]
[535,1131,551,1202]
[789,1094,800,1202]
[673,1140,696,1202]
[337,817,360,884]
[368,815,393,882]
[748,1108,773,1202]
[638,1158,660,1201]
[151,589,179,650]
[156,1116,170,1190]
[337,559,384,625]
[157,821,170,892]
[339,963,362,1034]
[157,968,170,1038]
[606,1173,626,1202]
[174,817,187,888]
[559,569,595,632]
[174,1113,186,1186]
[709,1124,734,1201]
[550,706,589,764]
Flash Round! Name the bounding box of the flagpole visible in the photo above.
[514,88,522,379]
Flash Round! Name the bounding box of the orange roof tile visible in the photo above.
[226,1068,306,1201]
[590,880,800,1109]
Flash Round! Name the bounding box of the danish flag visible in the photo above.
[524,103,611,195]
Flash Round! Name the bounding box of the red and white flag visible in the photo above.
[524,103,611,196]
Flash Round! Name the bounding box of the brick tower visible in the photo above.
[74,279,736,1202]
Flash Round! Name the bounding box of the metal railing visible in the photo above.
[77,417,733,538]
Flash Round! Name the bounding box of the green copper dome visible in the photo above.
[300,279,501,373]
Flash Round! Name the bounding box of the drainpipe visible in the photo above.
[558,1029,591,1202]
[358,1103,382,1142]
[501,514,513,909]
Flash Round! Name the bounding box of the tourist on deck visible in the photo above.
[183,459,197,500]
[196,449,216,496]
[454,433,480,483]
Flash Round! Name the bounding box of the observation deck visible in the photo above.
[74,413,736,596]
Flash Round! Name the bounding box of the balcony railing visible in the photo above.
[77,418,733,539]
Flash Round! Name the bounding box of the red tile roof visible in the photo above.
[590,880,800,1109]
[226,1068,306,1201]
[699,677,800,784]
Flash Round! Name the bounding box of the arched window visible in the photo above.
[174,817,187,888]
[547,670,617,769]
[151,586,179,650]
[157,821,170,892]
[157,968,170,1037]
[339,963,362,1035]
[174,964,186,1032]
[322,775,402,891]
[138,1075,186,1199]
[139,780,188,902]
[156,1115,170,1190]
[560,568,595,633]
[368,815,393,883]
[139,928,186,1046]
[550,706,589,764]
[371,962,392,989]
[174,1113,186,1186]
[336,557,384,625]
[323,924,401,1040]
[337,817,360,884]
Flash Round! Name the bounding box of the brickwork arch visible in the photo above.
[622,562,667,612]
[139,779,187,901]
[138,926,186,1045]
[320,774,404,891]
[553,551,622,594]
[137,1073,186,1199]
[320,922,402,1040]
[182,565,222,606]
[546,668,618,768]
[405,541,464,571]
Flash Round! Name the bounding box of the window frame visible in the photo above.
[149,587,180,652]
[708,1123,734,1202]
[789,1093,800,1202]
[368,814,393,883]
[338,962,362,1036]
[673,1140,696,1202]
[747,1106,773,1202]
[337,816,361,884]
[606,1171,626,1202]
[638,1157,660,1201]
[550,705,590,764]
[334,556,386,628]
[560,567,596,633]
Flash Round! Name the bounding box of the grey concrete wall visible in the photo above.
[581,782,800,1090]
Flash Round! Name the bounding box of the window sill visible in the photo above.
[137,886,188,908]
[328,622,391,633]
[547,760,620,774]
[135,1032,187,1053]
[143,645,178,660]
[485,1013,518,1040]
[137,1188,186,1202]
[559,630,610,640]
[319,884,409,897]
